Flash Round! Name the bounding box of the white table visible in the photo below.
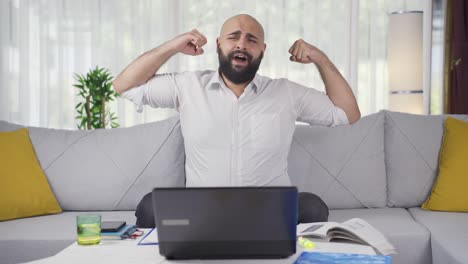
[26,229,375,264]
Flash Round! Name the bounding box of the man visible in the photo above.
[113,14,360,227]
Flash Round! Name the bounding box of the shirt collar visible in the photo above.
[208,71,260,94]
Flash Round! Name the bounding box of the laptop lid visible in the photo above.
[152,187,298,259]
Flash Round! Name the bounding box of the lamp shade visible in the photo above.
[387,11,423,114]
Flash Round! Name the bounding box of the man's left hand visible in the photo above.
[288,39,327,65]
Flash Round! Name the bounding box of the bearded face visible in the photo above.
[217,46,263,84]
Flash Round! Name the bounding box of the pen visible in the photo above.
[298,236,316,249]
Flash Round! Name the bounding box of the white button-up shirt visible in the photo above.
[122,70,348,187]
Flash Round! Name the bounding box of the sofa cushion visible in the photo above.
[288,112,386,209]
[0,128,62,221]
[384,111,468,208]
[0,240,72,264]
[0,211,136,241]
[0,211,136,264]
[422,117,468,212]
[330,208,431,264]
[0,117,185,211]
[409,207,468,264]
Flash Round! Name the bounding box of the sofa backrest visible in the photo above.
[0,117,185,211]
[3,110,467,211]
[384,111,468,208]
[288,112,387,209]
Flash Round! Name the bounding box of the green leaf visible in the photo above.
[80,118,86,126]
[73,66,118,130]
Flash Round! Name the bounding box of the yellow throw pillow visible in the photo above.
[0,128,62,221]
[422,117,468,212]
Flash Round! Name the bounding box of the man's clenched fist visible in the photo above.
[288,39,327,65]
[171,29,207,56]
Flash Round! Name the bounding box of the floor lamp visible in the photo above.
[387,11,424,114]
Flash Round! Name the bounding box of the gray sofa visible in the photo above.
[1,110,467,264]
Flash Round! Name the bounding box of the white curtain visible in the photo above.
[0,0,425,129]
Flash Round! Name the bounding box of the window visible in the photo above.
[0,0,428,129]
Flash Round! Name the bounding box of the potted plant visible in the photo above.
[73,66,119,129]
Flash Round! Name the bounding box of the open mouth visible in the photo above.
[232,53,248,65]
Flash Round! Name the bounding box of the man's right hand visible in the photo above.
[171,29,207,56]
[113,29,207,95]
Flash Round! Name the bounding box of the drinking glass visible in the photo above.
[76,214,101,245]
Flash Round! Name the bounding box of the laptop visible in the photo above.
[152,186,298,259]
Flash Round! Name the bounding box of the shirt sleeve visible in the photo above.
[120,72,186,113]
[288,80,349,127]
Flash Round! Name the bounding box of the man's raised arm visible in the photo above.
[113,29,207,95]
[288,39,361,124]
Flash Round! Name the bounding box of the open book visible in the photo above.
[297,218,396,255]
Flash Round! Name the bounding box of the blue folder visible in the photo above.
[294,251,391,264]
[137,228,159,245]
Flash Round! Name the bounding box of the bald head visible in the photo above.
[216,14,266,85]
[220,14,265,42]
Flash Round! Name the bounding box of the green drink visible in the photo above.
[76,214,101,245]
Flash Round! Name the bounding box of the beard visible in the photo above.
[217,46,263,85]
